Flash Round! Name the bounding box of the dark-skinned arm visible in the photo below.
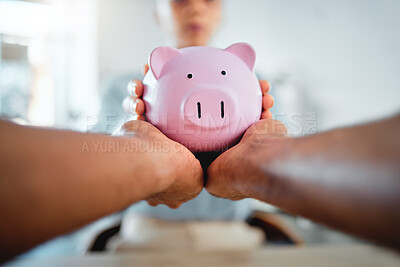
[206,115,400,249]
[0,120,202,262]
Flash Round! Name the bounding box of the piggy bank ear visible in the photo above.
[149,46,182,79]
[224,43,256,71]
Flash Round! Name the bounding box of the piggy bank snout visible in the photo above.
[182,88,237,129]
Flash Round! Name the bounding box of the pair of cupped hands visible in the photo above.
[116,68,287,209]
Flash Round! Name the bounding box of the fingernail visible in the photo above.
[127,80,137,96]
[130,98,139,113]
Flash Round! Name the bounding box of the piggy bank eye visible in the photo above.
[187,73,193,79]
[221,70,227,75]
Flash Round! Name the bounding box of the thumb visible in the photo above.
[241,119,289,143]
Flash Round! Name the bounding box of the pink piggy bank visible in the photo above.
[142,42,262,152]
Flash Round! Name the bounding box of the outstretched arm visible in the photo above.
[0,120,202,262]
[206,115,400,248]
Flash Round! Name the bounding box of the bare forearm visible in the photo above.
[245,116,400,247]
[0,121,167,261]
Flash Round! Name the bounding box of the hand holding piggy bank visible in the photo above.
[142,43,263,152]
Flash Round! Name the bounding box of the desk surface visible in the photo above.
[7,244,400,267]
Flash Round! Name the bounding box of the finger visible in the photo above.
[242,119,288,143]
[117,119,168,140]
[146,200,159,207]
[136,115,146,121]
[136,99,145,115]
[122,96,138,115]
[167,202,182,209]
[261,110,273,120]
[259,80,270,94]
[143,64,149,76]
[262,94,274,110]
[122,96,145,116]
[130,113,146,121]
[127,80,144,97]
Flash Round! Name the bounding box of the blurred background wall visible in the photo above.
[1,0,399,132]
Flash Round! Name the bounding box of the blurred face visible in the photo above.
[169,0,222,48]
